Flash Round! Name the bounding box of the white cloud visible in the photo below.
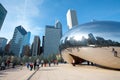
[0,0,45,43]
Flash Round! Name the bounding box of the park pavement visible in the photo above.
[0,66,35,80]
[30,64,120,80]
[0,64,120,80]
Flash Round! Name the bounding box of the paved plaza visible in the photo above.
[0,66,35,80]
[0,64,120,80]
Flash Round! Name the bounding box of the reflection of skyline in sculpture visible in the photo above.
[60,32,120,50]
[60,21,120,49]
[60,21,120,69]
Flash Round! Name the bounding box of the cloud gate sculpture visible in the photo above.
[60,21,120,69]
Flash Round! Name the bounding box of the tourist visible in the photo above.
[34,61,36,70]
[112,48,115,52]
[41,60,44,67]
[56,60,59,65]
[12,62,16,68]
[44,61,47,67]
[112,48,118,57]
[20,62,23,70]
[114,51,118,57]
[53,60,56,65]
[72,60,75,66]
[30,63,33,71]
[1,61,5,70]
[36,59,40,70]
[7,60,10,68]
[48,60,51,67]
[26,62,30,69]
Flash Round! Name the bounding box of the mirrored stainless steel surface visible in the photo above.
[60,21,120,69]
[60,21,120,50]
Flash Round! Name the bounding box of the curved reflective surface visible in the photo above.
[60,21,120,69]
[60,21,120,50]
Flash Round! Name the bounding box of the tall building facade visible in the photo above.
[44,20,62,58]
[0,3,7,30]
[10,25,31,57]
[66,9,78,29]
[32,36,40,56]
[0,37,7,51]
[42,36,45,53]
[22,45,30,56]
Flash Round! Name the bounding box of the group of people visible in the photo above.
[26,59,40,71]
[26,59,59,71]
[41,59,59,67]
[0,60,15,70]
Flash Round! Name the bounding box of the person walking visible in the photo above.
[36,59,40,70]
[26,62,30,69]
[34,61,36,70]
[48,60,51,67]
[30,63,33,71]
[20,62,23,70]
[41,60,44,67]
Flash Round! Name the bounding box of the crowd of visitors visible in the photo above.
[0,59,16,70]
[0,59,59,71]
[25,59,59,71]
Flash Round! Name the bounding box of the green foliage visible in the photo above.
[0,53,45,65]
[0,56,2,63]
[47,53,57,61]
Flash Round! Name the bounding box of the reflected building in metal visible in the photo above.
[60,21,120,69]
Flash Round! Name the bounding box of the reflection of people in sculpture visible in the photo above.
[72,60,75,66]
[114,51,118,57]
[112,48,117,57]
[112,48,115,52]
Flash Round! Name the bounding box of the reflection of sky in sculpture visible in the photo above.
[61,21,120,43]
[60,21,120,49]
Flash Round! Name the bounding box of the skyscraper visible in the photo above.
[44,20,62,58]
[32,36,40,56]
[0,3,7,30]
[10,25,31,57]
[66,9,78,29]
[0,37,7,51]
[22,45,30,56]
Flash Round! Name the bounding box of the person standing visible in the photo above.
[114,51,118,57]
[1,61,5,70]
[41,60,44,67]
[112,48,118,57]
[48,60,51,67]
[7,60,10,68]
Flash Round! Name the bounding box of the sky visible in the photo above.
[0,0,120,44]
